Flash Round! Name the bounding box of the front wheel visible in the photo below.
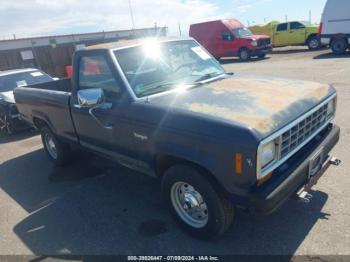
[239,48,251,61]
[161,164,234,239]
[41,127,71,166]
[331,38,348,54]
[307,36,321,50]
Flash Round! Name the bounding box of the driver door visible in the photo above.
[70,52,134,157]
[220,31,238,57]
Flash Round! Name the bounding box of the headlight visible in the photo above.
[260,141,276,168]
[251,40,258,47]
[327,99,336,117]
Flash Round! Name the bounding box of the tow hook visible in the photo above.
[294,156,341,204]
[330,157,341,166]
[296,190,313,203]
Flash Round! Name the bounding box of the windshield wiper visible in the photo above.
[194,72,226,83]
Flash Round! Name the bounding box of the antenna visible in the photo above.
[128,0,135,30]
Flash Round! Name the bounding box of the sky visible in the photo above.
[0,0,327,39]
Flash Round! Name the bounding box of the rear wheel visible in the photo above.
[331,38,348,54]
[161,164,234,239]
[307,35,321,50]
[239,48,251,61]
[41,127,71,166]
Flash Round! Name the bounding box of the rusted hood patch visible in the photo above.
[150,76,335,136]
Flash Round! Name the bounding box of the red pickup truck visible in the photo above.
[190,19,272,61]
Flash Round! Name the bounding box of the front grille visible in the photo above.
[258,38,271,46]
[280,104,328,158]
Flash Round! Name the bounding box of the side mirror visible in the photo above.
[77,88,104,107]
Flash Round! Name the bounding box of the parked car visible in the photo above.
[320,0,350,54]
[189,19,272,61]
[249,21,321,50]
[0,68,57,135]
[14,38,340,239]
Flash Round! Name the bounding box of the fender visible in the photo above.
[32,110,56,134]
[155,142,219,177]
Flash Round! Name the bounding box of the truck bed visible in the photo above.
[14,78,78,142]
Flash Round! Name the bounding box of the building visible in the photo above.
[0,27,167,77]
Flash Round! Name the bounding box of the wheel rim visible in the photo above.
[44,133,58,159]
[170,182,209,228]
[0,113,10,134]
[309,39,319,49]
[240,50,248,60]
[334,41,346,52]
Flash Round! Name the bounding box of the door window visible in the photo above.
[276,23,288,31]
[78,55,121,99]
[222,31,233,41]
[290,22,305,30]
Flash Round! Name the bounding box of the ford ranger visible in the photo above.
[14,38,340,239]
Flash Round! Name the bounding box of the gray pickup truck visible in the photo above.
[14,38,340,239]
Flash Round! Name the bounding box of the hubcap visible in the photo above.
[240,50,248,60]
[0,114,10,134]
[335,42,345,51]
[170,182,208,228]
[310,39,319,49]
[44,133,58,159]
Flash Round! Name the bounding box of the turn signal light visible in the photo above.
[235,153,242,175]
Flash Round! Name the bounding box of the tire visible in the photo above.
[331,38,348,54]
[41,127,71,166]
[0,109,15,135]
[161,164,234,239]
[239,48,251,61]
[307,35,321,50]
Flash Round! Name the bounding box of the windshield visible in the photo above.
[0,70,53,92]
[114,40,225,97]
[232,28,253,37]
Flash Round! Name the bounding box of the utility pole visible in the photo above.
[285,15,288,22]
[178,23,182,37]
[309,10,312,24]
[128,0,135,30]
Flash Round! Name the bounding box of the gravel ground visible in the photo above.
[0,47,349,257]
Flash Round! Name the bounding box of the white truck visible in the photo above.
[320,0,350,54]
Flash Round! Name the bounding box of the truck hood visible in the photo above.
[0,91,15,103]
[242,35,270,40]
[149,76,335,138]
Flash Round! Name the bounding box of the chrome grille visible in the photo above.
[280,104,328,158]
[258,38,271,46]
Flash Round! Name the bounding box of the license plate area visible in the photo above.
[308,147,324,179]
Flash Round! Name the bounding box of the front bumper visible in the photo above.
[250,46,272,56]
[235,124,340,214]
